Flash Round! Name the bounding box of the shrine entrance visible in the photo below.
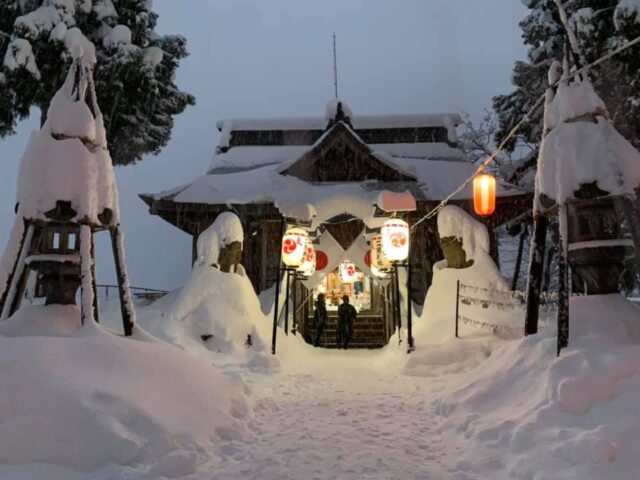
[294,242,397,349]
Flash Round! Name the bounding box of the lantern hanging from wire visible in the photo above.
[281,227,309,268]
[298,242,316,277]
[381,219,410,262]
[339,260,358,283]
[473,173,496,217]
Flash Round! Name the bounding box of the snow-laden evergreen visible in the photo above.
[0,0,194,165]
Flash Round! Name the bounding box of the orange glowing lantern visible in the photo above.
[473,173,496,216]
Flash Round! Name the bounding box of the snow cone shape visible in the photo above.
[0,54,136,335]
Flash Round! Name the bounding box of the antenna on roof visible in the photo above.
[333,32,339,99]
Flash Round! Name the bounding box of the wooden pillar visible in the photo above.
[110,227,134,336]
[91,232,100,323]
[1,223,35,320]
[557,238,569,355]
[620,195,640,273]
[511,225,528,291]
[525,215,549,336]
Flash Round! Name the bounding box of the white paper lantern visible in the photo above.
[282,227,309,267]
[299,242,316,277]
[381,219,409,262]
[339,260,358,283]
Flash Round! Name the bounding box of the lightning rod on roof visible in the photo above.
[333,32,339,99]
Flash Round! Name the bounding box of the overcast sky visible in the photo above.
[0,0,527,290]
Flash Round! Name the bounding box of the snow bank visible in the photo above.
[435,295,640,479]
[139,217,277,372]
[0,305,249,475]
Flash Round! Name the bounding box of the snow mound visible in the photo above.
[210,211,244,247]
[436,295,640,479]
[139,268,278,373]
[0,305,81,337]
[0,305,249,474]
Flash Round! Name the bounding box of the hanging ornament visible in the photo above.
[473,173,496,217]
[371,235,392,272]
[282,227,309,267]
[381,219,409,262]
[339,260,358,283]
[299,242,316,277]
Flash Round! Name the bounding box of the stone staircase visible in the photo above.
[307,315,388,349]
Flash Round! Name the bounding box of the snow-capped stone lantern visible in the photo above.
[525,58,640,351]
[0,55,136,335]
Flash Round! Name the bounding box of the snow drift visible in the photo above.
[0,305,250,475]
[436,295,640,479]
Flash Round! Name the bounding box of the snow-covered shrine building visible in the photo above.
[142,101,530,348]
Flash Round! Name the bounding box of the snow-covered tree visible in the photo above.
[0,0,195,166]
[494,0,640,155]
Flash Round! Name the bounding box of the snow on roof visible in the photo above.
[215,113,461,132]
[208,143,463,174]
[149,157,523,229]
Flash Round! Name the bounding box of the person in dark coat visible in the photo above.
[313,293,328,347]
[337,295,357,349]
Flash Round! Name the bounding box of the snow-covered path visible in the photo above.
[209,354,466,480]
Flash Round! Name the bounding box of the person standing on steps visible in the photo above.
[313,293,328,347]
[338,295,357,349]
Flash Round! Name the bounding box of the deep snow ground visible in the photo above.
[209,353,457,480]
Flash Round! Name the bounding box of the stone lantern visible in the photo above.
[0,56,136,335]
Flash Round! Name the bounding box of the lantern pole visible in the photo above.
[284,268,291,335]
[406,255,414,353]
[271,219,286,355]
[394,262,402,343]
